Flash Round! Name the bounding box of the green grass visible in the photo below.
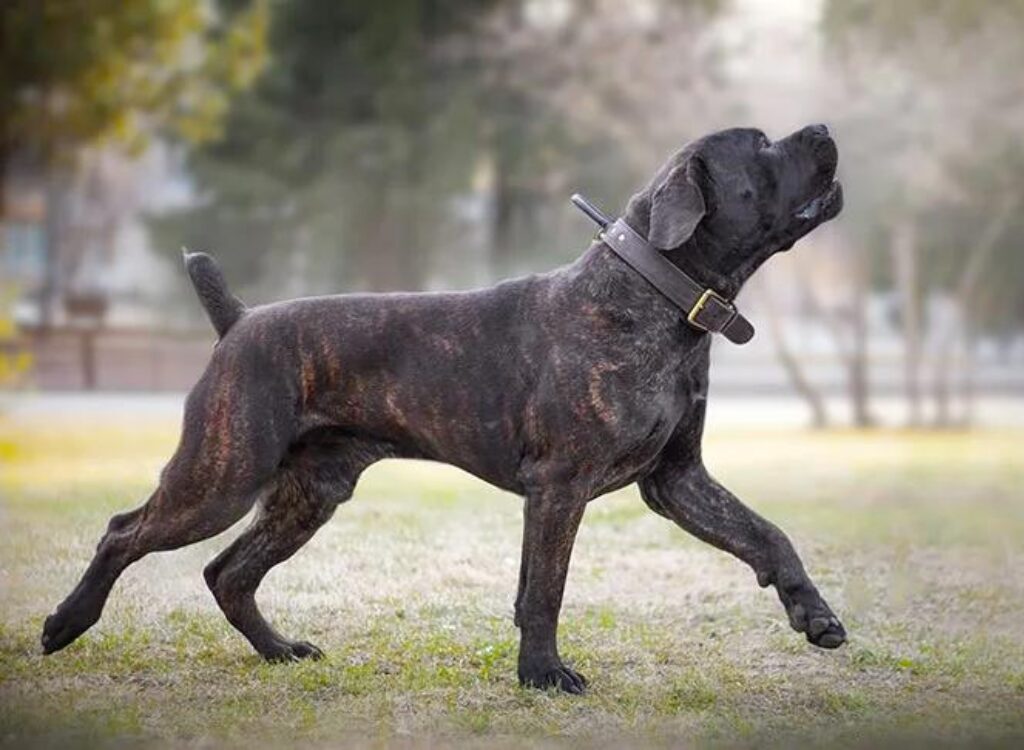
[2,414,1023,749]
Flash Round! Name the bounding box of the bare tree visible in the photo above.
[821,1,1024,427]
[758,273,830,428]
[931,192,1018,426]
[480,0,730,168]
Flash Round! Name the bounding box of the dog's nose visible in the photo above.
[806,123,830,138]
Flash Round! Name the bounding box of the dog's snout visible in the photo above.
[805,123,830,139]
[797,123,838,176]
[781,124,834,156]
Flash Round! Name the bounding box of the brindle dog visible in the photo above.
[42,124,846,693]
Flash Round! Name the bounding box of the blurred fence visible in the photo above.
[8,327,213,391]
[7,325,1023,397]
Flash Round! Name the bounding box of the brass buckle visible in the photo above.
[687,289,732,332]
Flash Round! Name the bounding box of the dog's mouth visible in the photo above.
[773,180,842,252]
[794,180,843,224]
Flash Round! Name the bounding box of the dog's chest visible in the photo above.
[603,352,708,490]
[534,332,710,497]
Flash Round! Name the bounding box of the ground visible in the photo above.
[1,408,1023,749]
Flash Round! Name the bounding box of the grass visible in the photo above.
[1,410,1023,749]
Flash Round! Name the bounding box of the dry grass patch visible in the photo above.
[2,414,1023,748]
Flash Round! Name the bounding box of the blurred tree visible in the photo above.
[0,0,268,209]
[760,275,830,429]
[473,0,727,279]
[821,0,1024,426]
[918,136,1024,425]
[152,0,726,299]
[0,284,31,387]
[484,0,726,175]
[1,0,269,328]
[152,0,513,295]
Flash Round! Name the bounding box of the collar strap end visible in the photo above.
[686,288,754,344]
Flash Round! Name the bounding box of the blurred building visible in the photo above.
[1,144,204,390]
[2,155,47,305]
[2,146,188,330]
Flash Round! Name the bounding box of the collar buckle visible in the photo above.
[686,288,735,333]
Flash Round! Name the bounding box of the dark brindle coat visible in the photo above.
[42,124,846,693]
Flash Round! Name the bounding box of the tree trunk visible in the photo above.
[891,220,923,427]
[849,332,873,427]
[848,250,875,427]
[795,248,875,428]
[0,143,7,219]
[81,329,97,390]
[0,115,10,218]
[41,167,69,331]
[492,146,516,265]
[760,279,829,429]
[933,337,953,426]
[488,64,527,270]
[933,194,1016,427]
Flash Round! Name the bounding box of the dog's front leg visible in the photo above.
[639,461,846,649]
[515,491,587,693]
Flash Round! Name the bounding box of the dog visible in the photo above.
[42,124,846,693]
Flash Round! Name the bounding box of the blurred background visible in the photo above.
[3,4,1024,747]
[2,0,1022,428]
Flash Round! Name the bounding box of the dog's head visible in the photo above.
[626,124,843,292]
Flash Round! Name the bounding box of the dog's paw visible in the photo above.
[41,607,97,655]
[777,584,847,649]
[261,639,325,663]
[519,662,588,694]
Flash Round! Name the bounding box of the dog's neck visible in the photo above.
[622,199,757,301]
[562,241,702,345]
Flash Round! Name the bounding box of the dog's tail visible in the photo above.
[182,248,246,338]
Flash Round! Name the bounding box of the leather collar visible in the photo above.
[572,194,754,345]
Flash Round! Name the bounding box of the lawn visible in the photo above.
[1,410,1023,749]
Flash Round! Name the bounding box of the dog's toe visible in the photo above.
[40,617,63,654]
[520,662,588,694]
[262,639,325,663]
[554,665,587,694]
[807,616,846,649]
[291,641,325,660]
[778,584,847,650]
[808,615,831,639]
[41,609,92,655]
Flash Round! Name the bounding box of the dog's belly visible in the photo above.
[271,290,542,492]
[303,334,695,498]
[320,382,528,492]
[317,357,693,500]
[311,375,685,499]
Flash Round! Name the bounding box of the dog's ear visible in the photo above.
[648,161,706,250]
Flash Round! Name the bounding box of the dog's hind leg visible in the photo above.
[41,371,295,655]
[204,433,387,662]
[41,483,264,655]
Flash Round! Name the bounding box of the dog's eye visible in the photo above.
[741,188,754,202]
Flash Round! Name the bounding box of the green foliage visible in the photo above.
[150,0,490,292]
[0,284,31,387]
[149,0,630,294]
[823,0,1024,50]
[0,0,269,162]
